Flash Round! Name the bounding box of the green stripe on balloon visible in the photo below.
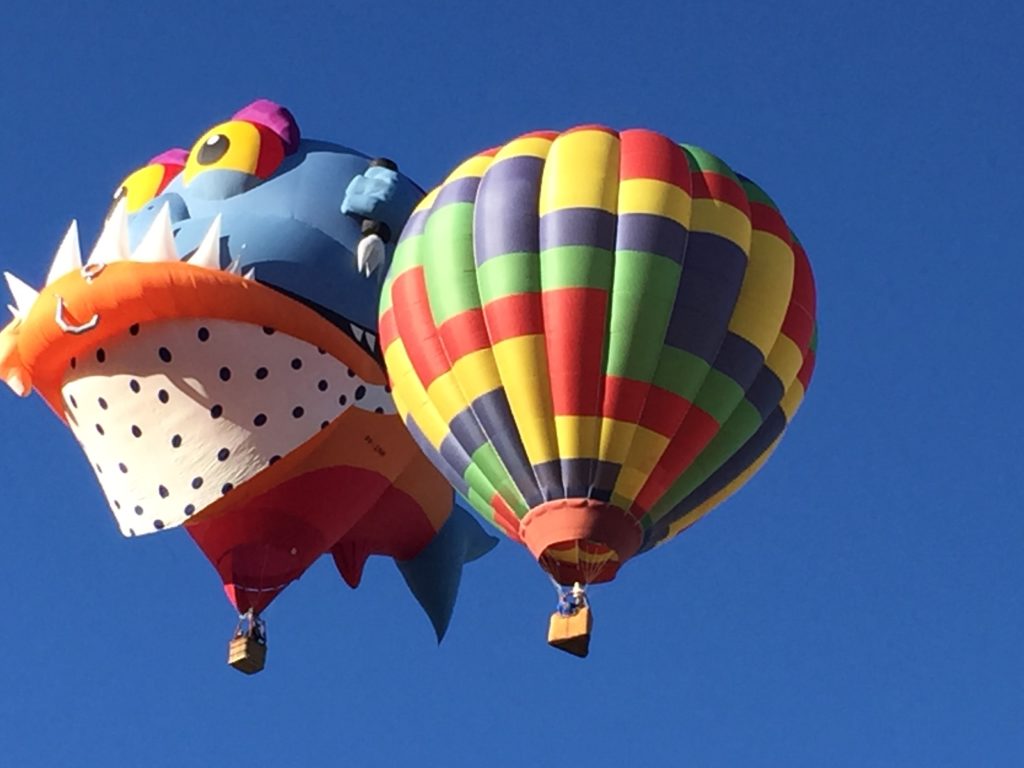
[692,368,746,424]
[651,347,711,402]
[538,246,614,289]
[605,250,681,381]
[422,202,479,325]
[470,442,529,517]
[681,144,740,180]
[476,252,541,305]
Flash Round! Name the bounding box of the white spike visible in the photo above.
[4,272,39,319]
[4,370,28,397]
[351,325,365,343]
[188,215,223,270]
[46,220,83,285]
[365,331,376,350]
[242,268,256,281]
[87,196,131,265]
[131,204,178,263]
[226,258,242,275]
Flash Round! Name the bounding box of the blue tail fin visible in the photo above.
[395,503,498,641]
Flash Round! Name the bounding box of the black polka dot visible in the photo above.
[317,379,329,391]
[69,395,78,408]
[219,367,231,381]
[317,347,326,355]
[346,367,355,377]
[98,397,108,409]
[210,404,223,419]
[262,326,275,335]
[191,477,203,489]
[338,394,348,406]
[158,485,169,498]
[130,379,141,393]
[118,462,128,473]
[374,407,384,414]
[129,324,140,336]
[158,347,172,363]
[70,357,77,369]
[113,500,121,510]
[355,385,366,400]
[269,455,281,465]
[131,425,142,438]
[184,504,195,516]
[96,348,106,363]
[153,520,165,530]
[197,327,210,342]
[134,505,144,515]
[158,389,169,404]
[291,358,303,370]
[171,434,182,448]
[292,406,305,418]
[253,413,267,427]
[384,385,392,394]
[217,447,230,461]
[255,367,269,380]
[321,421,330,430]
[95,424,105,435]
[128,528,135,536]
[221,483,233,495]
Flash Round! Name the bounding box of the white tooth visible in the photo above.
[87,196,130,265]
[4,272,39,319]
[188,215,223,270]
[351,325,365,343]
[357,234,385,278]
[4,371,28,397]
[131,204,178,263]
[46,220,83,285]
[226,258,242,275]
[365,331,376,350]
[242,268,256,281]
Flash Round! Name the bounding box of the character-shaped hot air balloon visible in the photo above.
[379,127,817,656]
[0,100,496,672]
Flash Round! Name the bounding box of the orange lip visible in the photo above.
[0,260,383,417]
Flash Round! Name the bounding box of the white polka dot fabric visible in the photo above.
[61,318,394,536]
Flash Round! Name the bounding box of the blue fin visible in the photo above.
[395,503,498,642]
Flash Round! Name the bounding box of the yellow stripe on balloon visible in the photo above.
[764,334,804,391]
[443,152,495,185]
[660,437,782,545]
[539,129,621,215]
[494,135,555,162]
[617,178,693,227]
[727,230,794,357]
[690,198,751,250]
[385,341,448,449]
[491,334,559,464]
[610,426,671,501]
[425,370,473,424]
[449,347,503,403]
[598,417,641,465]
[779,380,806,422]
[553,415,603,460]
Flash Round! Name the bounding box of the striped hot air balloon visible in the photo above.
[379,126,817,641]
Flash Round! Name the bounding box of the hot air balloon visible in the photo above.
[0,100,496,673]
[379,126,817,657]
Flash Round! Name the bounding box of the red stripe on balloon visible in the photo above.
[437,307,491,363]
[482,292,545,343]
[601,376,650,423]
[636,385,693,438]
[490,494,523,542]
[390,268,450,387]
[542,287,607,416]
[750,201,792,246]
[619,129,692,191]
[630,405,719,515]
[797,349,816,390]
[378,307,397,352]
[691,171,748,212]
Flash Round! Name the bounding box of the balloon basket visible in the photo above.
[228,635,267,674]
[547,605,592,658]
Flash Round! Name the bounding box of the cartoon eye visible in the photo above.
[111,152,185,215]
[183,119,284,185]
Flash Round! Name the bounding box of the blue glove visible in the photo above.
[341,165,400,218]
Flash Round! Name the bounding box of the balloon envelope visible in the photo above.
[380,126,817,584]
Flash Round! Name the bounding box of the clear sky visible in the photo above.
[1,1,1021,765]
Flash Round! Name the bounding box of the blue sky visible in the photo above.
[1,1,1021,765]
